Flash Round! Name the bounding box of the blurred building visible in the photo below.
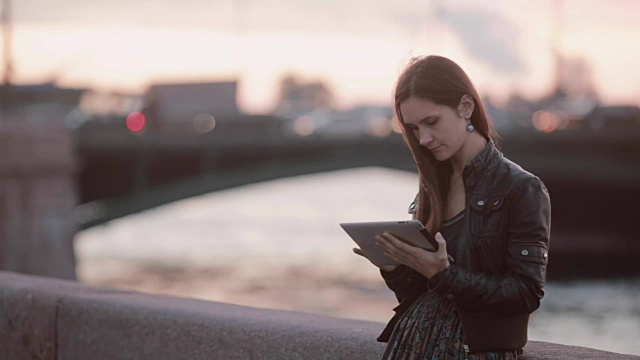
[272,74,335,119]
[11,83,85,107]
[142,81,240,135]
[0,82,87,125]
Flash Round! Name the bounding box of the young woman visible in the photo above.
[354,55,551,359]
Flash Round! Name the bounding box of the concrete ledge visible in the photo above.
[0,271,637,359]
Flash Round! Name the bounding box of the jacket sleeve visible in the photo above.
[429,177,551,315]
[380,266,429,302]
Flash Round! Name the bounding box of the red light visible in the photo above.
[126,112,146,132]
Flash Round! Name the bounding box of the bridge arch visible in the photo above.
[76,136,416,229]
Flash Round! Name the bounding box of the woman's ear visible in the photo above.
[457,95,475,119]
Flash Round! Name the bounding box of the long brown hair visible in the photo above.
[394,55,498,233]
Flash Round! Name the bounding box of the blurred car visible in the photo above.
[581,105,640,131]
[282,106,397,140]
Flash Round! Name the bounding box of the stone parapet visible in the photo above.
[0,271,637,360]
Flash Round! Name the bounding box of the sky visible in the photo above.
[3,0,640,113]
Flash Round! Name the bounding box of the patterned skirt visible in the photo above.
[382,291,522,360]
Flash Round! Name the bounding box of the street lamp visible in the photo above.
[1,0,13,114]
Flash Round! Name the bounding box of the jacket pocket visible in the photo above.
[469,193,506,236]
[513,243,548,266]
[510,243,548,285]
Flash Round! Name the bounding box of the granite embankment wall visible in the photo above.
[0,271,637,360]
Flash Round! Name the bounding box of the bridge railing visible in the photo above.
[1,271,637,359]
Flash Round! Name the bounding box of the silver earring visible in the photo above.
[466,123,475,133]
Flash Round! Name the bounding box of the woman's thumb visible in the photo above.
[435,232,446,253]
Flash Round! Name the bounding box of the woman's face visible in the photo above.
[399,96,470,162]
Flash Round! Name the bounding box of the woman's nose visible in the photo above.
[418,131,434,146]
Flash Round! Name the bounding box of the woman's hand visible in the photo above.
[352,247,399,273]
[375,232,450,279]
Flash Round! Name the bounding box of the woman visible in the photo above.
[354,55,551,359]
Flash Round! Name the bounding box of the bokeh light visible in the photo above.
[193,113,217,134]
[293,115,315,137]
[367,117,392,138]
[532,111,559,133]
[126,112,146,133]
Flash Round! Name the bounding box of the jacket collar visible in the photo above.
[462,139,502,188]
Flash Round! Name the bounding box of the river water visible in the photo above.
[75,167,640,356]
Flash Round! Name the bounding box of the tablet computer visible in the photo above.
[340,220,438,267]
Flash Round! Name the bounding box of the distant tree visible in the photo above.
[273,74,335,117]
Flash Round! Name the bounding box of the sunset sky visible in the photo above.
[3,0,640,113]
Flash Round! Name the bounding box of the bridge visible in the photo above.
[73,120,640,277]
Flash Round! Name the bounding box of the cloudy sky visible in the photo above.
[4,0,640,112]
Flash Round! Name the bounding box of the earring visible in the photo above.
[466,122,475,133]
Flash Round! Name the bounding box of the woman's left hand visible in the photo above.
[375,232,450,279]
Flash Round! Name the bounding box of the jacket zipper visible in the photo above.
[457,173,469,266]
[459,168,471,360]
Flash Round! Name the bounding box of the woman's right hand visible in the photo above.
[352,247,399,272]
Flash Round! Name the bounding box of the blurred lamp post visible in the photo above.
[1,0,13,115]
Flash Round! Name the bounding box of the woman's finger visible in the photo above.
[373,236,403,261]
[435,232,447,255]
[375,235,391,250]
[382,232,420,254]
[376,235,404,257]
[352,247,368,259]
[379,237,417,264]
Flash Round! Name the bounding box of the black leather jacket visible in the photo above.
[378,140,551,353]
